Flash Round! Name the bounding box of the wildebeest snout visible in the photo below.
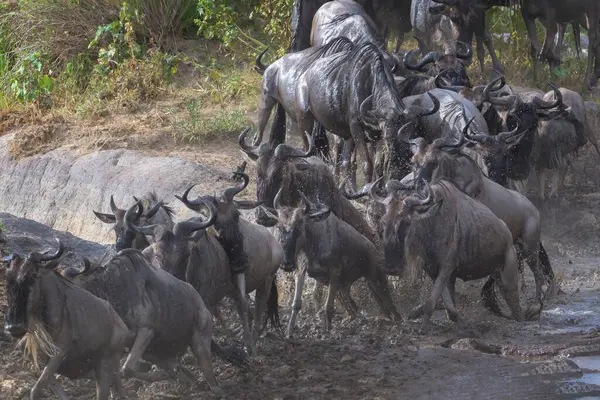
[4,322,27,338]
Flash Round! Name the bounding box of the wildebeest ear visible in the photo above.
[93,211,116,224]
[306,207,331,222]
[255,206,278,227]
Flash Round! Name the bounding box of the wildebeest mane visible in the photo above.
[304,36,355,67]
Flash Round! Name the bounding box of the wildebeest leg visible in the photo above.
[323,275,340,332]
[341,138,357,192]
[254,95,278,146]
[536,165,546,202]
[419,267,453,331]
[441,277,460,324]
[541,11,560,69]
[190,320,221,393]
[121,327,156,379]
[483,29,503,74]
[48,376,69,400]
[30,354,66,399]
[497,248,524,321]
[476,34,485,72]
[95,359,112,400]
[351,122,373,184]
[367,270,403,322]
[549,166,567,200]
[333,136,344,180]
[338,286,361,320]
[287,264,307,338]
[232,273,254,355]
[252,278,273,347]
[523,10,542,81]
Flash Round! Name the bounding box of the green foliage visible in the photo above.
[9,52,56,104]
[175,98,249,143]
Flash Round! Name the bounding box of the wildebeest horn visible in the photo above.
[144,200,164,220]
[132,196,139,202]
[434,70,465,92]
[482,75,506,102]
[30,238,64,263]
[386,179,414,193]
[254,48,269,75]
[297,190,312,214]
[109,195,121,214]
[496,123,524,144]
[174,202,217,238]
[255,206,279,227]
[222,172,249,202]
[274,131,315,160]
[238,128,259,161]
[435,117,472,152]
[456,41,473,60]
[340,176,380,200]
[404,50,440,71]
[463,117,493,145]
[408,92,441,118]
[404,181,434,208]
[488,94,518,109]
[273,186,284,210]
[359,95,378,126]
[125,201,156,236]
[397,122,413,138]
[537,82,563,110]
[176,184,196,208]
[369,177,393,205]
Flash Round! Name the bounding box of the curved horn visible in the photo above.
[456,41,473,60]
[109,195,121,214]
[273,186,284,210]
[488,94,518,109]
[238,128,259,161]
[144,200,164,220]
[359,94,378,125]
[386,179,414,193]
[537,82,563,109]
[297,190,312,214]
[496,123,522,142]
[434,70,465,92]
[222,172,249,202]
[368,177,392,205]
[404,50,440,71]
[463,118,492,145]
[176,184,196,209]
[41,238,64,262]
[340,177,379,200]
[482,75,506,101]
[416,92,441,117]
[274,131,315,160]
[125,201,156,236]
[174,202,217,238]
[404,181,434,208]
[254,48,269,75]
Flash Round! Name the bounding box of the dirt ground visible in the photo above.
[1,110,600,399]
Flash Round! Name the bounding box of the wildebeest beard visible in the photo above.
[214,215,249,275]
[383,220,410,275]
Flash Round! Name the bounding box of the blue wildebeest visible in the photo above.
[374,179,524,329]
[61,248,247,393]
[2,239,129,400]
[257,188,402,337]
[176,172,284,356]
[93,192,175,251]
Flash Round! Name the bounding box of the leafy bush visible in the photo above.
[9,52,56,104]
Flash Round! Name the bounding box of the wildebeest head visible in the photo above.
[411,118,473,182]
[403,41,473,88]
[428,0,482,33]
[373,179,441,275]
[436,73,505,108]
[257,189,331,272]
[93,194,171,251]
[3,239,64,338]
[123,199,217,280]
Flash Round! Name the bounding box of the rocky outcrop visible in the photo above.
[0,133,233,244]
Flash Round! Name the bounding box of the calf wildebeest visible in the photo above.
[257,189,402,337]
[93,192,174,251]
[292,41,440,190]
[2,239,129,400]
[253,36,355,148]
[62,247,246,392]
[374,179,524,329]
[176,172,284,355]
[409,126,550,315]
[289,0,412,53]
[532,87,591,201]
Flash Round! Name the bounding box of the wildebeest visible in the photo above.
[258,188,402,337]
[2,239,130,399]
[531,87,590,201]
[289,0,412,53]
[93,192,174,251]
[253,37,355,148]
[521,0,599,88]
[291,41,440,190]
[409,126,550,314]
[470,82,567,187]
[62,247,245,392]
[375,179,524,329]
[176,172,284,355]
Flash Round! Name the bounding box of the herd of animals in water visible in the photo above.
[2,0,600,398]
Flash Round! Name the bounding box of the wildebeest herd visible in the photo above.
[2,0,600,398]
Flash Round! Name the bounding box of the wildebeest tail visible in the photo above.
[254,48,269,75]
[211,339,250,370]
[481,276,504,317]
[268,102,287,148]
[263,277,282,331]
[313,121,330,162]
